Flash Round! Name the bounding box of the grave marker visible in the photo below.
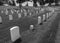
[17,10,19,14]
[38,16,41,25]
[36,11,38,14]
[49,12,52,17]
[1,11,3,13]
[0,16,2,23]
[29,13,32,16]
[43,14,45,21]
[5,9,8,15]
[30,25,34,30]
[18,13,21,18]
[46,13,49,19]
[52,9,54,12]
[24,12,27,16]
[10,26,20,42]
[11,10,14,14]
[9,15,13,20]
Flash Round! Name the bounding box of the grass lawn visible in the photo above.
[0,6,51,43]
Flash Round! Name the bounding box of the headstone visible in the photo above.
[3,4,9,6]
[23,9,26,12]
[46,13,49,19]
[52,9,54,12]
[5,9,8,15]
[24,12,27,16]
[18,13,21,18]
[49,12,52,17]
[0,16,2,23]
[11,10,14,14]
[9,15,13,20]
[41,8,44,11]
[36,11,38,14]
[14,10,17,12]
[10,26,20,42]
[43,14,45,21]
[1,11,3,13]
[30,25,34,30]
[29,13,32,16]
[17,10,19,14]
[38,16,41,25]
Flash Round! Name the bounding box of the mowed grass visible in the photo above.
[0,6,51,43]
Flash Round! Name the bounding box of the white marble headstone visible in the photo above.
[29,13,32,16]
[18,13,21,18]
[30,25,34,30]
[24,12,27,16]
[49,12,51,17]
[11,10,14,14]
[1,11,3,13]
[10,26,20,42]
[46,13,49,19]
[38,16,41,24]
[0,16,2,23]
[9,15,13,20]
[5,9,8,15]
[43,14,45,21]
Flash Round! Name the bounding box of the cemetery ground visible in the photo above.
[0,9,49,43]
[21,9,58,43]
[0,6,59,43]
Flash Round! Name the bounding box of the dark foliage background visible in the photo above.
[0,0,60,5]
